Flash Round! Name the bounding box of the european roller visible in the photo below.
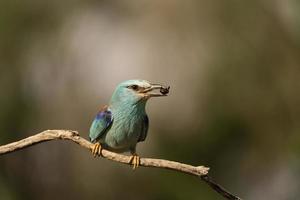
[89,80,170,169]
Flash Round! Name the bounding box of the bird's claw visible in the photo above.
[91,142,102,157]
[130,154,140,170]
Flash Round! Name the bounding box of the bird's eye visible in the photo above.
[129,85,139,91]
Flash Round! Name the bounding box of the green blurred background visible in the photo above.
[1,0,300,199]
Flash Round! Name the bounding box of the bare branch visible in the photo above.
[0,130,242,200]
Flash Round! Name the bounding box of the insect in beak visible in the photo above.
[141,84,170,97]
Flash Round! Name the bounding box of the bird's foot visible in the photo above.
[129,153,140,170]
[91,142,102,157]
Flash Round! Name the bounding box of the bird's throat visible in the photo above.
[111,100,146,118]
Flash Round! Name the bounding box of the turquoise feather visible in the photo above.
[89,80,167,154]
[89,106,113,142]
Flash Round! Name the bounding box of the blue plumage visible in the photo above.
[89,80,169,168]
[89,106,113,143]
[138,115,149,142]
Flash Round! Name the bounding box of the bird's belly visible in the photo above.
[103,122,142,151]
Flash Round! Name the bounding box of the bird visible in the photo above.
[89,79,170,169]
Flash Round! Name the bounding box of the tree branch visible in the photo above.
[0,130,242,200]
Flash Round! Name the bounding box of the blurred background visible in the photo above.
[0,0,300,199]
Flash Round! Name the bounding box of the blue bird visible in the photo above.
[89,80,169,169]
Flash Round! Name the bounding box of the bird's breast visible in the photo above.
[104,113,144,150]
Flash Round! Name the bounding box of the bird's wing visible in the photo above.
[138,115,149,142]
[89,105,113,143]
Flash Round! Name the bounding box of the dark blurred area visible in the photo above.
[1,1,300,199]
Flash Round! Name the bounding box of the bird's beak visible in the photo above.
[141,83,170,98]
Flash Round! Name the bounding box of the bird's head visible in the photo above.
[110,79,169,106]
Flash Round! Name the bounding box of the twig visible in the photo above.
[0,130,242,200]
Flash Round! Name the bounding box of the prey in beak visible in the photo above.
[141,84,170,98]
